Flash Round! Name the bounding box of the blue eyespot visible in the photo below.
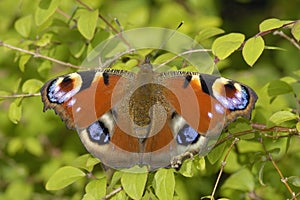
[176,125,200,145]
[217,86,249,111]
[87,121,110,144]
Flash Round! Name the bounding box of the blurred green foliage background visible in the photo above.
[0,0,300,199]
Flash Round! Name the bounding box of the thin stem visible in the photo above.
[259,137,296,200]
[214,123,299,148]
[273,30,300,50]
[155,48,212,70]
[76,0,131,49]
[210,138,239,200]
[0,93,40,99]
[0,41,82,69]
[103,186,122,200]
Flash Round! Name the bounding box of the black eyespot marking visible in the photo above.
[103,72,109,86]
[78,71,97,91]
[87,121,110,145]
[183,75,192,88]
[171,112,177,119]
[199,74,218,95]
[224,82,235,90]
[62,76,72,84]
[176,124,200,146]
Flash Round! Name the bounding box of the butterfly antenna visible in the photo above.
[150,21,184,59]
[114,18,124,33]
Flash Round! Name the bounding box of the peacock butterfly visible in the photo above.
[40,27,257,170]
[40,56,257,170]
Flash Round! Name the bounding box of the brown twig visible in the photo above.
[0,41,82,69]
[259,137,297,200]
[76,0,132,49]
[214,123,299,148]
[210,138,239,200]
[273,30,300,50]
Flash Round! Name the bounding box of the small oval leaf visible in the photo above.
[267,80,293,97]
[77,9,98,40]
[72,154,100,172]
[22,79,43,94]
[121,170,148,199]
[153,169,175,200]
[35,0,60,26]
[197,27,225,41]
[25,137,43,156]
[292,21,300,42]
[178,159,194,177]
[288,176,300,187]
[259,18,284,32]
[14,15,32,38]
[84,179,106,199]
[45,166,85,190]
[212,33,245,60]
[8,101,22,124]
[222,168,255,191]
[296,122,300,133]
[242,36,265,66]
[269,111,298,126]
[19,54,32,72]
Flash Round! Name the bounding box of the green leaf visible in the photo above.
[45,166,85,190]
[8,101,22,124]
[121,170,148,199]
[269,111,298,125]
[242,36,264,66]
[153,53,176,65]
[207,142,226,164]
[153,169,175,200]
[19,54,31,72]
[259,18,284,32]
[296,122,300,133]
[22,79,43,94]
[197,27,225,41]
[35,33,53,47]
[178,159,194,177]
[258,163,266,186]
[83,179,106,200]
[125,59,139,69]
[77,9,99,40]
[72,154,100,172]
[70,41,86,58]
[25,137,43,156]
[7,137,23,155]
[110,190,127,200]
[14,15,32,38]
[5,181,33,200]
[35,0,60,26]
[195,156,206,172]
[287,176,300,187]
[37,61,52,76]
[236,140,263,153]
[222,168,255,191]
[228,118,252,134]
[267,80,293,97]
[212,33,245,60]
[291,21,300,42]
